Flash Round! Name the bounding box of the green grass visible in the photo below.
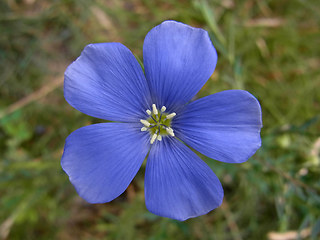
[0,0,320,239]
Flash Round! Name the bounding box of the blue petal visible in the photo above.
[145,137,223,221]
[173,90,262,163]
[143,20,217,111]
[61,123,149,203]
[64,43,151,122]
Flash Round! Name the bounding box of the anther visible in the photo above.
[146,109,152,115]
[157,135,162,141]
[161,106,166,112]
[166,127,175,137]
[140,119,150,127]
[152,104,158,115]
[141,127,148,132]
[150,133,157,144]
[166,113,176,119]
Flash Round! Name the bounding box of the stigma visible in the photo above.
[140,103,176,144]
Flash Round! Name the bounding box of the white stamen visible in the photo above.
[140,119,150,127]
[141,106,177,141]
[141,127,148,131]
[166,112,176,119]
[150,133,157,144]
[152,104,158,115]
[166,127,175,137]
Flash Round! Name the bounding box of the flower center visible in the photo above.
[140,104,176,144]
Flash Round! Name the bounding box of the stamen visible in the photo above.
[166,112,176,119]
[152,104,158,115]
[141,106,176,141]
[166,127,175,137]
[150,133,157,144]
[140,119,150,127]
[141,127,148,132]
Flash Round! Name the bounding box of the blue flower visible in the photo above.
[61,20,262,221]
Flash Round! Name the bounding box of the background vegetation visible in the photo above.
[0,0,319,239]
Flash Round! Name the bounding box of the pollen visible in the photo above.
[141,127,148,132]
[166,127,175,137]
[140,104,177,144]
[152,104,158,115]
[150,133,158,144]
[165,113,176,119]
[140,119,151,127]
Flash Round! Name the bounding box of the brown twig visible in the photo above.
[263,161,320,194]
[245,18,284,27]
[220,200,243,240]
[0,75,64,119]
[268,227,311,240]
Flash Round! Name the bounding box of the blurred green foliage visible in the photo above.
[0,0,320,239]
